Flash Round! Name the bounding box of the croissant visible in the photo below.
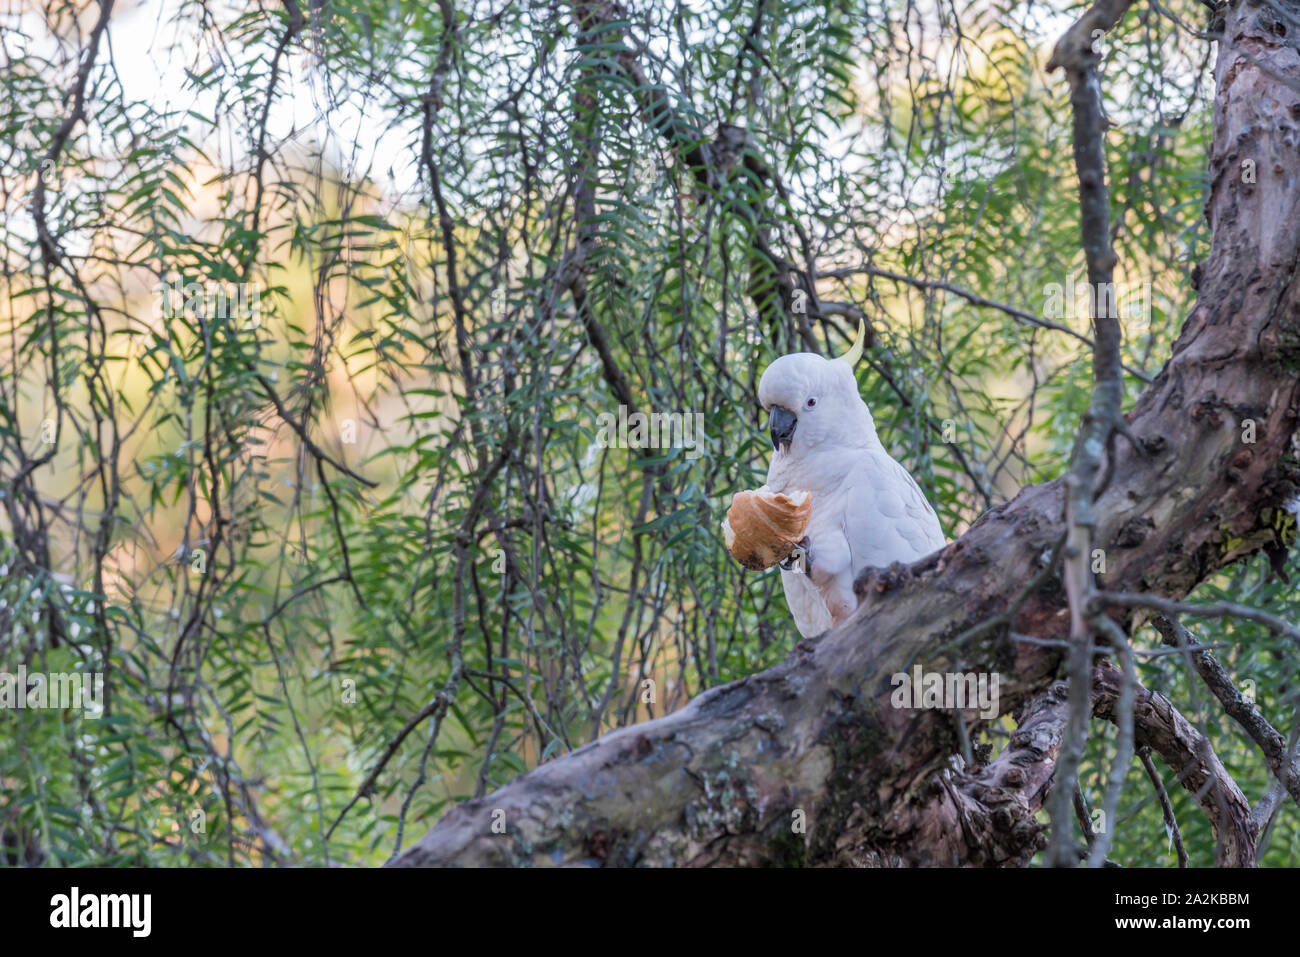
[722,488,812,571]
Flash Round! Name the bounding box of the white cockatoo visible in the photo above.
[756,321,946,637]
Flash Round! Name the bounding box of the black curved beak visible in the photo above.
[769,405,797,452]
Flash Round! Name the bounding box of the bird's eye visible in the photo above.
[806,397,817,408]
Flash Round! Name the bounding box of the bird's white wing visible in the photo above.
[841,449,946,580]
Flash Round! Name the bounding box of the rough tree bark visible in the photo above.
[391,0,1300,867]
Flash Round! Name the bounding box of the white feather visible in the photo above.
[757,351,945,638]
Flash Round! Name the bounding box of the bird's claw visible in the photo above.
[780,538,812,573]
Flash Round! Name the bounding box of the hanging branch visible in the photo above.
[1043,0,1136,869]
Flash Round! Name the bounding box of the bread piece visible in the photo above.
[722,488,812,571]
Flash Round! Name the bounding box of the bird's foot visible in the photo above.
[780,537,812,574]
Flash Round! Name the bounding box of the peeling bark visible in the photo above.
[1091,662,1255,867]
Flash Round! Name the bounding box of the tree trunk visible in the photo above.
[391,0,1300,867]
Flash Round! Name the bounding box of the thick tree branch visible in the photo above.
[1153,616,1300,807]
[1091,661,1256,867]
